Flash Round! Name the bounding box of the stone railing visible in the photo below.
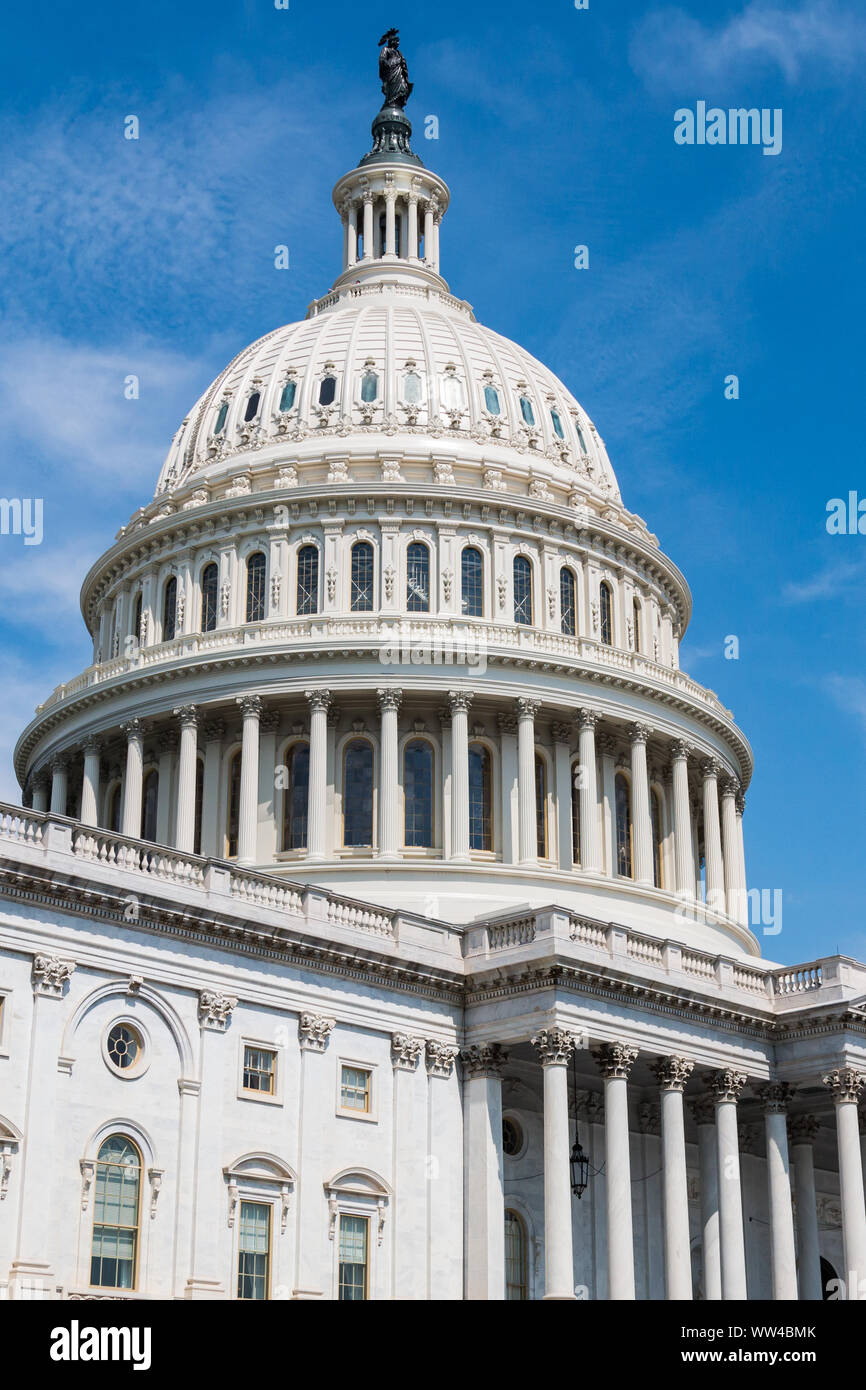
[0,808,44,847]
[306,281,474,319]
[73,828,207,887]
[773,963,823,995]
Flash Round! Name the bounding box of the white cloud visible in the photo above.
[781,555,866,603]
[823,674,866,740]
[630,0,866,90]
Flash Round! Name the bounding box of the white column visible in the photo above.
[173,705,199,853]
[708,1069,748,1299]
[186,991,237,1298]
[516,697,539,865]
[390,1034,428,1299]
[690,1098,722,1300]
[385,189,396,256]
[407,194,419,258]
[720,776,741,923]
[236,695,262,864]
[304,690,330,859]
[599,734,616,876]
[701,759,725,915]
[577,710,602,873]
[533,1029,578,1300]
[31,777,49,814]
[156,731,176,845]
[653,1056,695,1300]
[736,791,749,922]
[497,712,519,864]
[80,739,102,827]
[449,691,472,862]
[824,1068,866,1297]
[670,740,695,899]
[789,1115,822,1301]
[362,193,374,259]
[462,1043,507,1300]
[121,720,146,837]
[595,1042,638,1299]
[424,204,434,263]
[347,203,358,267]
[49,757,68,817]
[433,216,441,271]
[552,723,574,872]
[377,688,402,859]
[200,719,224,859]
[629,723,653,885]
[757,1084,798,1300]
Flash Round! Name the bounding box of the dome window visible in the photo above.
[243,391,261,423]
[483,384,501,416]
[246,552,266,623]
[214,401,229,435]
[163,576,178,642]
[361,371,379,404]
[403,371,422,404]
[441,371,464,411]
[319,376,337,407]
[407,542,430,613]
[200,563,218,632]
[279,380,297,413]
[551,408,565,439]
[519,396,536,428]
[576,422,588,454]
[513,555,533,626]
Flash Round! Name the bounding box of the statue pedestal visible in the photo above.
[361,106,422,166]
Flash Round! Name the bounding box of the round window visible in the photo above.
[106,1023,142,1074]
[502,1116,523,1158]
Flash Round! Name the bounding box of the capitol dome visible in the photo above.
[14,86,754,954]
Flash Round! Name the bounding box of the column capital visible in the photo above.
[377,688,404,713]
[173,705,199,728]
[593,1041,638,1080]
[651,1055,695,1093]
[670,738,692,762]
[577,708,600,732]
[822,1067,864,1105]
[705,1068,748,1103]
[551,722,573,746]
[120,718,149,741]
[496,711,518,736]
[81,736,103,757]
[719,774,741,799]
[425,1039,459,1078]
[32,953,75,998]
[515,697,540,721]
[628,722,651,746]
[448,690,473,715]
[700,757,721,781]
[298,1012,336,1053]
[531,1028,578,1067]
[788,1114,820,1145]
[460,1043,508,1078]
[736,791,746,816]
[755,1081,796,1114]
[198,989,238,1032]
[237,695,263,720]
[391,1033,424,1071]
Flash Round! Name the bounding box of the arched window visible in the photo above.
[468,743,492,852]
[237,1202,271,1301]
[193,758,204,856]
[560,567,576,636]
[615,772,633,878]
[214,400,229,435]
[407,542,430,612]
[162,576,178,642]
[504,1211,528,1300]
[108,783,122,834]
[282,742,310,851]
[351,542,374,612]
[278,379,296,413]
[131,591,143,645]
[319,376,337,407]
[571,760,581,867]
[361,370,379,403]
[535,754,548,858]
[226,750,242,858]
[403,371,422,404]
[201,563,218,632]
[519,396,535,428]
[651,787,664,889]
[90,1136,141,1290]
[576,422,588,454]
[632,597,642,654]
[483,384,501,415]
[246,552,266,623]
[243,391,260,423]
[141,770,158,842]
[461,547,484,618]
[513,555,533,626]
[599,582,613,647]
[403,739,434,848]
[297,546,319,616]
[343,740,374,848]
[550,407,565,439]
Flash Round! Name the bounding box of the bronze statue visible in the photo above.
[378,28,413,110]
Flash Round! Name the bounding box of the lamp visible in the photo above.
[570,1048,589,1199]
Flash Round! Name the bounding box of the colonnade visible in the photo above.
[341,188,441,273]
[465,1039,866,1301]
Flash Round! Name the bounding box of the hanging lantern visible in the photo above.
[570,1135,589,1198]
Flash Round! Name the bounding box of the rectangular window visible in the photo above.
[340,1064,371,1114]
[338,1214,369,1301]
[237,1200,271,1301]
[243,1045,276,1095]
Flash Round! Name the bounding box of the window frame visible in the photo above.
[279,738,310,854]
[101,1017,150,1081]
[401,736,436,852]
[504,1208,529,1301]
[337,1059,378,1123]
[238,1038,282,1106]
[513,554,534,626]
[461,545,485,619]
[468,739,495,855]
[615,769,634,879]
[162,575,178,643]
[200,561,219,633]
[245,551,267,624]
[88,1135,143,1293]
[340,736,377,852]
[406,540,431,614]
[560,565,577,637]
[599,580,614,647]
[296,544,320,617]
[236,1199,272,1301]
[350,540,376,613]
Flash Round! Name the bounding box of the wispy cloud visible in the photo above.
[630,0,866,91]
[781,555,866,603]
[823,674,866,742]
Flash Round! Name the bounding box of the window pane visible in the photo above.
[141,770,158,842]
[237,1201,270,1301]
[468,744,492,852]
[615,772,632,878]
[461,547,483,618]
[91,1137,140,1290]
[519,396,535,427]
[361,371,378,403]
[227,752,241,857]
[351,543,374,612]
[404,740,433,847]
[340,1065,371,1112]
[651,789,663,888]
[283,742,309,850]
[243,1046,276,1094]
[201,564,218,632]
[407,543,429,612]
[513,556,532,625]
[483,384,501,415]
[246,553,266,623]
[560,567,576,636]
[339,1215,369,1301]
[571,763,581,867]
[551,408,564,439]
[403,372,422,404]
[163,577,177,641]
[535,755,548,858]
[243,391,260,423]
[633,598,642,654]
[319,376,337,406]
[297,546,319,616]
[279,380,296,412]
[214,401,228,434]
[599,583,613,646]
[343,741,374,847]
[505,1212,527,1300]
[194,757,204,855]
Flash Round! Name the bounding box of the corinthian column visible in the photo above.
[652,1056,695,1300]
[449,690,472,862]
[690,1096,721,1300]
[50,757,69,817]
[720,776,741,923]
[173,705,199,853]
[462,1043,508,1300]
[670,741,694,899]
[80,739,102,828]
[532,1028,578,1299]
[701,760,725,915]
[407,193,419,258]
[516,698,540,865]
[706,1069,748,1299]
[629,724,653,885]
[755,1084,797,1300]
[305,690,331,859]
[377,688,402,859]
[362,192,374,260]
[823,1068,866,1297]
[577,710,601,872]
[235,696,262,864]
[594,1042,638,1299]
[789,1115,822,1300]
[120,721,147,838]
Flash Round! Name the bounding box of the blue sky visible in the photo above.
[1,0,864,965]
